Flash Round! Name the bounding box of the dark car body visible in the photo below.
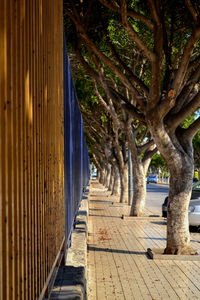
[162,180,200,218]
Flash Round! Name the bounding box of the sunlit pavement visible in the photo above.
[87,180,200,300]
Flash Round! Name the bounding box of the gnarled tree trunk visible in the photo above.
[165,159,193,254]
[130,163,146,216]
[148,119,194,254]
[127,122,156,216]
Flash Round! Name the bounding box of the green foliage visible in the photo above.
[182,111,199,128]
[65,0,200,169]
[75,79,94,106]
[150,153,168,170]
[181,112,200,167]
[100,114,108,123]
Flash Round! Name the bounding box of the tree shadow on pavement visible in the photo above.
[89,214,120,218]
[140,237,166,241]
[87,245,146,255]
[150,221,167,225]
[90,199,113,204]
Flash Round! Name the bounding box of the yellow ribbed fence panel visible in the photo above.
[0,1,64,299]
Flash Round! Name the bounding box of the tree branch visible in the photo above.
[171,26,200,97]
[138,139,155,153]
[93,80,111,112]
[74,47,100,82]
[93,69,124,129]
[166,91,200,130]
[147,0,160,25]
[66,5,137,95]
[107,37,149,96]
[110,85,146,111]
[185,116,200,139]
[185,0,199,23]
[171,64,200,114]
[98,0,154,30]
[110,88,146,121]
[142,146,158,163]
[187,54,200,74]
[119,0,155,62]
[147,0,164,110]
[67,2,150,109]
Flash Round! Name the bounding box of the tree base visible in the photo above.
[147,247,199,260]
[129,209,144,217]
[164,246,195,255]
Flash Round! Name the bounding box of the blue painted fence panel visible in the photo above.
[63,34,90,250]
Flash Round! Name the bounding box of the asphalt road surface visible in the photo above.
[146,182,169,215]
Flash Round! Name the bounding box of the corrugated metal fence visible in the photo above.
[0,1,89,299]
[63,39,90,250]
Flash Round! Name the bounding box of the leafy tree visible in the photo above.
[65,0,157,212]
[65,0,200,254]
[149,153,169,176]
[82,102,127,196]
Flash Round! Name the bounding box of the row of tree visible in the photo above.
[64,0,200,255]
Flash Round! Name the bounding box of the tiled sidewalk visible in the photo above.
[87,180,200,300]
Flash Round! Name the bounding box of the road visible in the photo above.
[146,182,169,216]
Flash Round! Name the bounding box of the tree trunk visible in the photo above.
[111,166,120,196]
[126,122,154,216]
[97,169,100,181]
[108,166,113,191]
[99,169,105,184]
[119,163,129,203]
[130,163,146,216]
[148,118,194,254]
[165,164,193,254]
[103,167,107,186]
[105,164,111,189]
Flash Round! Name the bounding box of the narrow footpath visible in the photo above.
[87,179,200,300]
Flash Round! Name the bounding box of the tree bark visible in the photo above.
[165,162,193,254]
[103,167,107,186]
[126,122,155,216]
[148,118,194,254]
[130,162,146,216]
[111,165,120,196]
[119,163,129,203]
[99,169,105,184]
[104,164,111,188]
[108,165,113,191]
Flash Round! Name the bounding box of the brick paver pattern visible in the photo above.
[87,180,200,300]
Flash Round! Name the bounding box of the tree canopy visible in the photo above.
[65,0,200,254]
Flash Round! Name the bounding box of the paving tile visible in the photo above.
[87,180,200,300]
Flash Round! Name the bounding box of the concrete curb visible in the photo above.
[50,191,89,300]
[147,248,200,261]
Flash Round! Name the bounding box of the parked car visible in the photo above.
[188,199,200,227]
[162,181,200,229]
[147,174,158,184]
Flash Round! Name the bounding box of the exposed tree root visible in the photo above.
[164,246,196,255]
